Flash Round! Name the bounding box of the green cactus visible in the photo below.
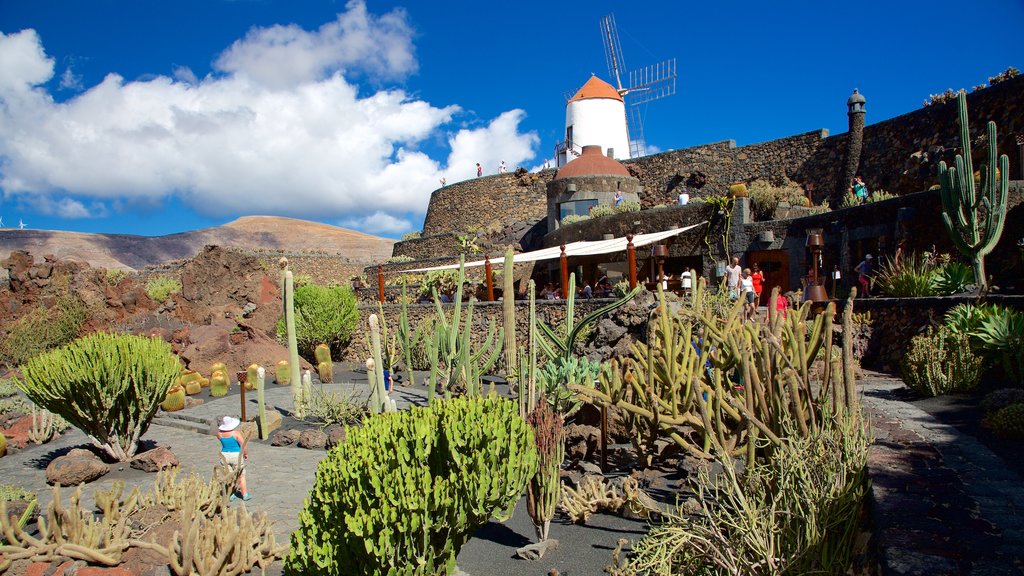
[985,402,1024,439]
[283,270,303,418]
[518,280,539,419]
[537,274,639,362]
[184,380,201,395]
[314,343,331,365]
[395,281,422,388]
[526,398,563,542]
[938,90,1009,292]
[285,395,537,576]
[210,370,229,398]
[368,314,391,414]
[301,370,313,413]
[276,360,290,385]
[161,385,186,412]
[315,343,333,383]
[502,248,517,386]
[210,362,228,380]
[252,364,268,440]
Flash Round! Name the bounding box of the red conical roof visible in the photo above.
[555,145,631,180]
[567,76,623,103]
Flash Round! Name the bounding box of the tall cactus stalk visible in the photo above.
[284,270,303,418]
[253,365,268,440]
[503,249,518,388]
[368,314,392,414]
[526,399,563,542]
[397,281,417,388]
[938,90,1009,292]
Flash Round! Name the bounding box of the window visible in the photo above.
[560,199,598,221]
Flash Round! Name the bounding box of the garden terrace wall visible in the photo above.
[838,294,1024,374]
[421,172,553,237]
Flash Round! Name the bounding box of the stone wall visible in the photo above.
[408,74,1024,258]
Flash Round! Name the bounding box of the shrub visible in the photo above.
[419,269,460,299]
[0,378,19,398]
[874,253,938,297]
[561,214,589,226]
[537,356,600,418]
[400,231,422,241]
[276,283,359,360]
[386,255,415,264]
[589,204,615,218]
[945,302,995,338]
[866,189,896,202]
[0,296,87,367]
[285,395,537,576]
[300,386,368,428]
[981,389,1024,415]
[104,268,128,286]
[974,306,1024,385]
[983,402,1024,439]
[933,262,974,295]
[616,200,641,213]
[901,326,983,397]
[612,411,870,576]
[747,177,806,220]
[145,275,182,303]
[17,333,180,461]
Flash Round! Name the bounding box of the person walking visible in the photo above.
[750,263,764,306]
[476,163,482,177]
[740,268,756,321]
[855,254,874,297]
[215,416,252,501]
[725,256,742,299]
[498,160,507,174]
[852,176,869,204]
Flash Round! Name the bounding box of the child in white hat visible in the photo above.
[216,415,251,501]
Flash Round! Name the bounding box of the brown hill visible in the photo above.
[0,216,395,270]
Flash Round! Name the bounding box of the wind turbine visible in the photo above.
[18,219,26,230]
[599,13,677,158]
[0,217,4,228]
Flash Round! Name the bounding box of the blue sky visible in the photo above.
[0,0,1021,239]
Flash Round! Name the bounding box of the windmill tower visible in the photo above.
[555,14,676,166]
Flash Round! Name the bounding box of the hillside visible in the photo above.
[0,215,395,270]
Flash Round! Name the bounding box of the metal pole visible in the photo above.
[377,264,385,303]
[560,244,569,298]
[485,255,494,302]
[627,234,637,289]
[240,375,246,422]
[600,404,608,473]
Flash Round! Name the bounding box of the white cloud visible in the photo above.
[21,195,107,218]
[214,0,416,89]
[0,4,541,238]
[59,65,82,91]
[340,211,411,235]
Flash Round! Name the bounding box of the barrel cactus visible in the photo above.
[985,402,1024,439]
[210,370,229,397]
[161,384,186,412]
[315,343,333,383]
[276,360,290,385]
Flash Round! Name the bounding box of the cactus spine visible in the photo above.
[938,90,1009,291]
[283,269,303,418]
[275,360,290,385]
[315,343,333,383]
[209,370,229,398]
[502,248,517,387]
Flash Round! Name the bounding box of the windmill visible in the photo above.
[18,219,26,230]
[599,13,676,158]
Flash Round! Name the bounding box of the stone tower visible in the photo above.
[838,88,867,204]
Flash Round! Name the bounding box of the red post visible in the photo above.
[240,377,246,422]
[627,234,637,289]
[484,255,494,302]
[560,244,569,298]
[377,263,385,303]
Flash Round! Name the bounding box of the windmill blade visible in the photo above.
[600,14,627,92]
[626,105,647,158]
[627,59,676,105]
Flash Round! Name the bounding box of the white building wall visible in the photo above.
[564,98,630,161]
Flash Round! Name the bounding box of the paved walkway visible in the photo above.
[862,373,1024,575]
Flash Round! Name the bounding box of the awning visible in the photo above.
[405,221,707,272]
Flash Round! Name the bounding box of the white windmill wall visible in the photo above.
[565,98,630,162]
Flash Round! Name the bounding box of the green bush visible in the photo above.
[981,389,1024,415]
[984,402,1024,439]
[974,306,1024,385]
[104,268,128,286]
[386,255,415,263]
[0,296,87,367]
[875,253,938,297]
[285,395,537,576]
[561,214,589,226]
[145,275,182,303]
[537,356,600,417]
[400,231,422,241]
[17,333,180,461]
[0,378,19,398]
[901,326,983,396]
[945,302,995,339]
[747,177,807,220]
[933,262,974,295]
[617,200,641,213]
[276,283,359,360]
[589,204,615,218]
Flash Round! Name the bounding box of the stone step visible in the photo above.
[153,413,212,435]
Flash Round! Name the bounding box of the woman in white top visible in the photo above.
[740,268,756,321]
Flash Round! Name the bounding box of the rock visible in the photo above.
[578,461,602,476]
[46,448,109,486]
[257,409,282,438]
[184,397,204,409]
[325,425,346,449]
[241,302,257,317]
[514,538,559,560]
[2,414,35,449]
[560,468,583,489]
[270,429,301,446]
[298,428,328,450]
[4,498,37,525]
[564,424,600,462]
[594,318,627,348]
[238,421,258,442]
[130,446,179,473]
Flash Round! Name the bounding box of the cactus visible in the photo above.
[283,270,303,417]
[518,280,539,419]
[938,90,1009,291]
[210,370,229,398]
[0,430,6,457]
[210,362,228,380]
[252,365,267,440]
[395,281,421,388]
[537,274,639,362]
[276,360,290,385]
[526,399,563,542]
[301,370,313,414]
[315,344,333,383]
[162,384,186,412]
[368,314,391,414]
[179,370,202,388]
[502,248,518,387]
[184,380,201,395]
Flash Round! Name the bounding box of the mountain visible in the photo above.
[0,216,395,270]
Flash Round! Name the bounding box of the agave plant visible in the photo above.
[933,262,974,295]
[975,307,1024,385]
[873,253,938,297]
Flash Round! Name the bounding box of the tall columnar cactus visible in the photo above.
[518,280,539,420]
[526,398,564,542]
[301,370,313,413]
[396,281,419,388]
[502,248,517,386]
[368,314,392,414]
[254,365,268,440]
[315,343,333,384]
[938,90,1009,292]
[283,270,303,418]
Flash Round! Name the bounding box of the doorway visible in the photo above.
[747,250,790,305]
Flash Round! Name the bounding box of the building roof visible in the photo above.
[555,145,632,180]
[567,75,623,103]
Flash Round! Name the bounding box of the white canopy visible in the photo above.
[405,221,707,272]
